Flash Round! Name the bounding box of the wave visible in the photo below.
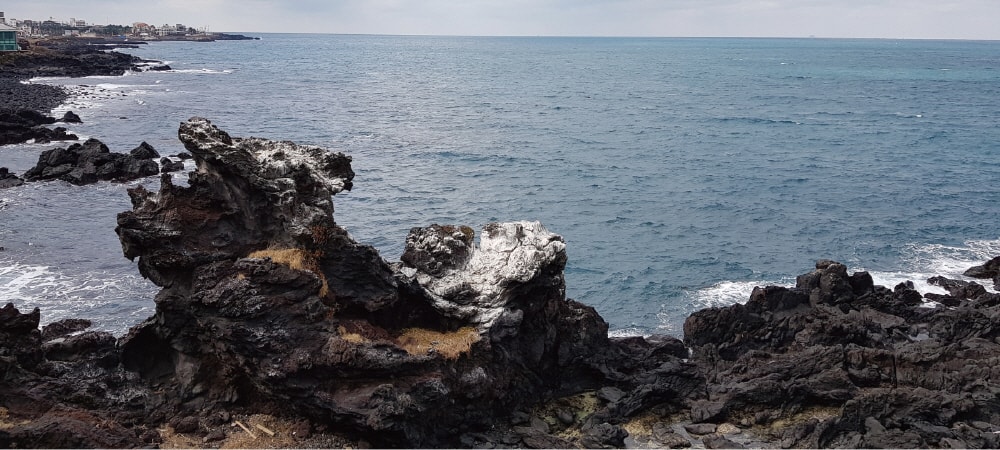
[0,261,155,336]
[166,68,233,74]
[26,72,131,83]
[676,238,1000,325]
[608,327,651,338]
[685,279,794,311]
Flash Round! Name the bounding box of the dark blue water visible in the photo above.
[3,35,1000,336]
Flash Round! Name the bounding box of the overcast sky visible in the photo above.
[4,0,999,40]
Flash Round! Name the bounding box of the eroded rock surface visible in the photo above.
[108,117,615,446]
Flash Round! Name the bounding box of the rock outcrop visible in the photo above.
[4,117,1000,448]
[23,138,160,185]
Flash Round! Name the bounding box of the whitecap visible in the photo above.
[608,327,650,338]
[684,279,794,310]
[0,261,156,335]
[167,68,231,75]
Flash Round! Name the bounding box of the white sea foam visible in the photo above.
[0,261,155,336]
[871,238,1000,295]
[677,238,1000,324]
[685,279,794,310]
[167,68,232,75]
[608,327,650,338]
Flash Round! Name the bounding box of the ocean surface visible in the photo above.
[2,35,1000,337]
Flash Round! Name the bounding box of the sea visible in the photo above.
[2,35,1000,337]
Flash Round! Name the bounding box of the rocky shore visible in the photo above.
[2,118,1000,448]
[0,36,164,149]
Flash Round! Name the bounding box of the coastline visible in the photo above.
[3,36,1000,449]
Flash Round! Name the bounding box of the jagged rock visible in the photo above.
[683,258,1000,448]
[23,138,159,185]
[129,141,160,159]
[114,118,614,446]
[0,167,25,189]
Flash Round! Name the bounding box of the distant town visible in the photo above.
[0,11,215,39]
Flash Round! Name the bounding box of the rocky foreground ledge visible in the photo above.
[3,119,1000,448]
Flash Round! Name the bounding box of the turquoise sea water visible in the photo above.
[2,35,1000,336]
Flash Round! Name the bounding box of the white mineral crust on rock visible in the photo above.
[177,117,353,244]
[179,117,350,196]
[414,221,566,328]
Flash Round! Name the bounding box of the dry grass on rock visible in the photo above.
[247,248,329,297]
[395,326,480,360]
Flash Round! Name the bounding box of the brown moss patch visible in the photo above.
[247,248,329,298]
[337,325,367,344]
[0,407,30,430]
[395,327,480,360]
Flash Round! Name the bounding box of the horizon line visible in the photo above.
[206,32,1000,42]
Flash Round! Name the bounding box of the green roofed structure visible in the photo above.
[0,22,20,52]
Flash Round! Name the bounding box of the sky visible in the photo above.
[3,0,999,40]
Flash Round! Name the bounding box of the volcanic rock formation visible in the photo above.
[113,117,620,446]
[4,117,1000,448]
